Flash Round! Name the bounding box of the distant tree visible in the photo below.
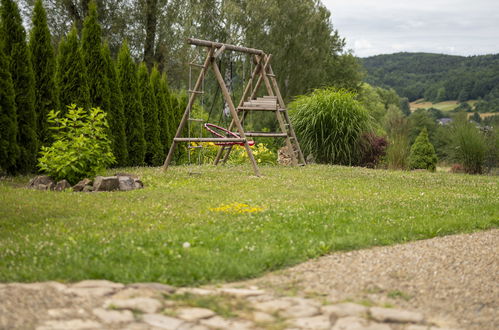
[81,1,110,112]
[383,106,410,170]
[117,41,145,165]
[409,128,437,171]
[1,0,38,173]
[408,109,437,145]
[0,45,19,174]
[56,26,90,110]
[470,112,481,124]
[457,89,469,103]
[150,66,169,158]
[400,97,411,116]
[29,0,58,147]
[427,107,445,120]
[436,87,446,102]
[138,62,162,165]
[101,42,127,166]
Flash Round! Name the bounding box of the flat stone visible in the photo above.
[116,172,139,179]
[82,185,94,192]
[323,303,368,318]
[111,287,158,299]
[72,279,124,289]
[73,178,92,192]
[142,313,185,329]
[129,282,176,293]
[176,288,216,296]
[93,176,120,191]
[7,281,66,291]
[252,311,276,323]
[55,179,71,191]
[47,308,86,318]
[370,307,424,324]
[105,297,162,313]
[122,323,154,330]
[253,298,295,313]
[406,326,429,330]
[134,179,144,189]
[280,303,320,318]
[36,319,101,330]
[27,175,54,189]
[218,287,266,297]
[291,315,332,329]
[365,323,393,330]
[92,308,134,323]
[176,307,216,322]
[200,316,253,330]
[64,287,115,297]
[118,176,135,191]
[177,323,210,330]
[332,316,368,330]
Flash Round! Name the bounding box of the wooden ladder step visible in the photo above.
[188,90,204,94]
[245,132,288,137]
[238,106,279,111]
[189,62,205,68]
[188,118,204,122]
[174,137,245,143]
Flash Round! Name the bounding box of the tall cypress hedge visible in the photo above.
[56,26,90,111]
[29,0,58,147]
[81,1,110,112]
[160,73,176,149]
[138,63,162,166]
[150,66,169,158]
[102,42,128,166]
[1,0,38,173]
[117,42,145,165]
[0,44,19,174]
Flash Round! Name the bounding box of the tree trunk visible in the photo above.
[144,0,158,69]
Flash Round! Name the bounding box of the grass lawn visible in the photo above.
[0,165,497,286]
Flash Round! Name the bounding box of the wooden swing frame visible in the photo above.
[162,38,305,176]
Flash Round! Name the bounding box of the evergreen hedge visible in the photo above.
[29,0,58,146]
[1,0,38,173]
[151,66,169,158]
[117,42,145,165]
[409,128,437,171]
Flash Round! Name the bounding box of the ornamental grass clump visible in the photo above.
[37,104,115,184]
[448,116,486,174]
[289,88,372,165]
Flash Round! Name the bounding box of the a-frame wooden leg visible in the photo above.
[162,48,214,171]
[212,60,261,177]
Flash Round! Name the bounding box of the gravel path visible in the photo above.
[231,229,499,329]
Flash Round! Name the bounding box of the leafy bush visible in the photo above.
[448,115,486,174]
[358,132,388,168]
[290,88,372,165]
[409,128,437,171]
[38,104,115,184]
[183,142,276,166]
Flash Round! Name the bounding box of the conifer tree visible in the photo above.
[81,1,110,112]
[56,26,90,111]
[138,63,162,165]
[409,128,437,171]
[0,44,19,174]
[117,42,145,165]
[29,0,58,146]
[102,42,128,166]
[1,0,38,173]
[159,72,176,149]
[150,66,169,158]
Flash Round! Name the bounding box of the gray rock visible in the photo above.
[27,175,54,189]
[142,314,185,329]
[176,307,216,322]
[55,179,71,191]
[323,302,368,323]
[104,297,162,314]
[129,282,176,294]
[218,287,266,297]
[252,311,275,323]
[73,178,92,192]
[406,326,429,330]
[370,307,424,324]
[252,298,294,313]
[116,172,139,179]
[64,287,116,297]
[35,319,101,330]
[332,316,368,330]
[134,179,144,189]
[93,176,120,191]
[118,176,135,191]
[280,303,320,318]
[200,316,253,330]
[291,315,332,329]
[92,308,134,323]
[82,185,94,192]
[72,280,124,289]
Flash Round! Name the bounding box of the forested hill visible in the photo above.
[361,52,499,105]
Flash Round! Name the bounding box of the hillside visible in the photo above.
[361,53,499,112]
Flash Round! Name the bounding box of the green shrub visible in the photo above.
[290,88,372,165]
[449,116,486,174]
[409,128,437,171]
[38,104,115,184]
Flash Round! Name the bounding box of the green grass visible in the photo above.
[0,165,497,286]
[409,99,478,112]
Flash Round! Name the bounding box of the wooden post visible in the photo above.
[162,48,214,170]
[211,60,261,177]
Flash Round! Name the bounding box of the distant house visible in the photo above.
[437,118,452,125]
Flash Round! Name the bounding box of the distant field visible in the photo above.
[409,99,475,112]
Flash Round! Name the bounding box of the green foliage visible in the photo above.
[29,0,58,146]
[37,104,115,184]
[408,109,437,145]
[56,26,90,111]
[290,88,372,165]
[448,115,486,174]
[0,45,19,174]
[409,128,437,171]
[101,42,128,166]
[81,0,110,113]
[117,41,145,166]
[383,107,410,169]
[138,62,162,166]
[1,0,38,173]
[1,165,497,285]
[151,66,169,158]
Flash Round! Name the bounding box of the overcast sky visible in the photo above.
[322,0,499,57]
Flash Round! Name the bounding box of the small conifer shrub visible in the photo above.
[38,105,115,184]
[409,128,437,171]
